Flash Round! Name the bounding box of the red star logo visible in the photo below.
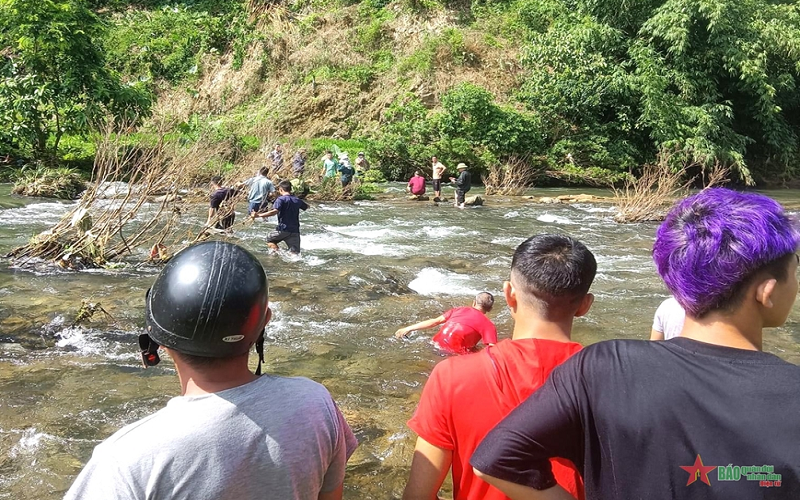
[680,454,716,486]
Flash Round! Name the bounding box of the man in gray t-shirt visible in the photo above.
[64,242,357,500]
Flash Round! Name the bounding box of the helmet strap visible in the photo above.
[255,328,265,376]
[138,333,161,368]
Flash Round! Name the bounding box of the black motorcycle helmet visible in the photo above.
[144,241,269,359]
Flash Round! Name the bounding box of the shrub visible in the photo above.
[12,166,86,199]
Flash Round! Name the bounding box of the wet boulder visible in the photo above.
[465,195,483,206]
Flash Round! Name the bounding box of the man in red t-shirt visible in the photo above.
[407,170,426,196]
[394,293,496,354]
[401,234,597,500]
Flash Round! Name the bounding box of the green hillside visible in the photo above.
[2,0,800,185]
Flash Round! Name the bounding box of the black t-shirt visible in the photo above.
[456,171,471,191]
[273,194,308,233]
[471,338,800,499]
[209,187,237,229]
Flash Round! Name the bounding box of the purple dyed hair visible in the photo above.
[653,188,800,317]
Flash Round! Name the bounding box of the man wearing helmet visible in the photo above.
[65,241,358,500]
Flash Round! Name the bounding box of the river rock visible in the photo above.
[407,195,429,201]
[538,197,562,204]
[464,195,483,206]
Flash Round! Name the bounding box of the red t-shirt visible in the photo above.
[408,338,584,500]
[432,307,497,354]
[408,176,426,195]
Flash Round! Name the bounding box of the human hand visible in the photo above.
[395,328,409,339]
[449,177,456,182]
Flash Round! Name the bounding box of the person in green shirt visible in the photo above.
[321,150,338,178]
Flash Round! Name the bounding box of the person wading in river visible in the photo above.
[206,175,238,231]
[251,180,309,254]
[402,234,594,500]
[472,188,800,500]
[64,241,357,500]
[394,292,497,354]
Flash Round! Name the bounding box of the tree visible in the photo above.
[514,0,800,183]
[0,0,150,160]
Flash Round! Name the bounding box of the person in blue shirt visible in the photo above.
[338,153,355,187]
[251,180,309,254]
[239,166,276,215]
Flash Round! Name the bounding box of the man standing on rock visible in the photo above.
[431,156,446,200]
[64,241,357,500]
[450,163,471,208]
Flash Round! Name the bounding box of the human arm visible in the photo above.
[649,329,664,341]
[252,208,278,219]
[402,437,453,500]
[206,207,216,226]
[395,315,446,338]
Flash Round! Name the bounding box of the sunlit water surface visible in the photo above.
[1,184,798,499]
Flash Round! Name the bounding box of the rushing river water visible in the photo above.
[1,183,798,499]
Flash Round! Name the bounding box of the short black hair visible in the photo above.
[511,234,597,319]
[259,166,269,176]
[210,175,222,185]
[278,180,292,192]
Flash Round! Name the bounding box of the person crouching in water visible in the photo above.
[394,292,497,354]
[407,170,426,197]
[251,180,309,254]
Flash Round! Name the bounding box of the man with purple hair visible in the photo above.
[471,188,800,499]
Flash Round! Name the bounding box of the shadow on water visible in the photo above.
[1,183,799,499]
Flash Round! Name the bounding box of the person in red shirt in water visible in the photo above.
[401,234,596,500]
[407,170,426,196]
[394,292,497,354]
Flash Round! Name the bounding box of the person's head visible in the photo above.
[358,152,365,158]
[457,163,468,171]
[506,234,597,321]
[654,188,799,323]
[473,292,495,313]
[414,170,422,177]
[432,156,438,163]
[325,150,332,158]
[141,241,271,372]
[210,175,223,189]
[274,143,281,151]
[259,166,269,176]
[278,180,292,194]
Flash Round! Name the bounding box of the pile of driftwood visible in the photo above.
[5,131,222,268]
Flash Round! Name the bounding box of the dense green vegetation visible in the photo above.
[1,0,799,186]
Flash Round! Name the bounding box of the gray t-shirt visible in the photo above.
[64,375,358,500]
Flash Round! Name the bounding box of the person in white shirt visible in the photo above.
[650,296,686,340]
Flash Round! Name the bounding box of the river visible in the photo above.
[1,183,798,499]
